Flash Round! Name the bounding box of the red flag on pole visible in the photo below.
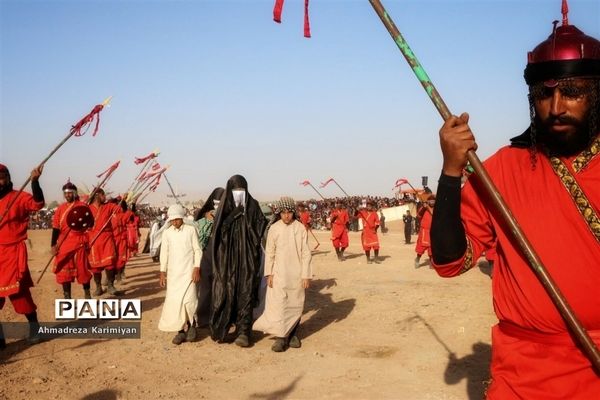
[300,180,311,186]
[70,101,109,137]
[96,160,120,179]
[394,178,409,188]
[149,174,162,192]
[273,0,311,38]
[144,167,167,180]
[320,178,334,188]
[134,152,157,165]
[151,162,161,171]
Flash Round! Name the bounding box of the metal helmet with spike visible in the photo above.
[524,0,600,85]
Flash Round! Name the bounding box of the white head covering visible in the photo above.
[167,204,185,222]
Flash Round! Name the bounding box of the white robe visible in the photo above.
[149,220,164,258]
[253,219,312,337]
[158,224,202,332]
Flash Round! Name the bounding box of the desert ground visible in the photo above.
[0,221,495,400]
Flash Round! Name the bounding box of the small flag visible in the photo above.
[134,152,157,165]
[394,178,409,188]
[300,180,311,186]
[320,178,334,188]
[96,161,120,179]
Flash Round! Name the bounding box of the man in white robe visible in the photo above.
[253,197,312,352]
[158,204,201,345]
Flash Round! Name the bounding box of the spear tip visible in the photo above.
[102,96,113,106]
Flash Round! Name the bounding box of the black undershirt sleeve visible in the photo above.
[31,180,44,203]
[431,173,467,265]
[51,228,60,247]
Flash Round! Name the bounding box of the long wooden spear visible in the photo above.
[0,97,112,227]
[162,171,185,208]
[368,0,600,371]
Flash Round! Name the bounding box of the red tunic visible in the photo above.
[52,200,92,284]
[125,211,140,256]
[0,190,43,297]
[299,210,311,229]
[88,203,118,272]
[433,145,600,399]
[415,207,432,256]
[357,210,380,251]
[111,207,128,270]
[330,209,349,248]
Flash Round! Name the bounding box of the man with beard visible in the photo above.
[0,164,44,347]
[51,181,92,299]
[430,3,600,398]
[210,175,267,347]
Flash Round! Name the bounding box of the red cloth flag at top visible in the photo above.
[320,178,334,188]
[134,152,157,165]
[273,0,311,38]
[151,162,161,171]
[70,102,108,137]
[96,160,120,179]
[300,180,311,186]
[394,178,409,188]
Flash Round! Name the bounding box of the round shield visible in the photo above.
[66,204,95,232]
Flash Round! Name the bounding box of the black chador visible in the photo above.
[209,175,267,346]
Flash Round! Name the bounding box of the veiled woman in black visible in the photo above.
[194,186,224,327]
[209,175,267,347]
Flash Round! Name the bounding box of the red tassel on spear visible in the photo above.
[273,0,311,38]
[96,160,120,179]
[0,97,112,226]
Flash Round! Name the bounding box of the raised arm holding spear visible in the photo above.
[368,0,600,389]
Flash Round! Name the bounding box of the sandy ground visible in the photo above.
[0,221,496,400]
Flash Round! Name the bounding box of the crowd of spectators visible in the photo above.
[28,192,423,231]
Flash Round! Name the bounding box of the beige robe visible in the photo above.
[158,224,201,332]
[253,219,312,337]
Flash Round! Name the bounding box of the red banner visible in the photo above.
[134,152,157,165]
[320,178,334,188]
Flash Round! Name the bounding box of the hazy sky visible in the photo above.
[1,0,599,205]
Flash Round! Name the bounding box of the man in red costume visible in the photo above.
[356,200,380,264]
[88,189,120,295]
[431,2,600,398]
[0,164,44,347]
[297,203,311,229]
[329,200,349,261]
[51,181,92,299]
[109,196,127,283]
[414,196,434,268]
[125,203,140,259]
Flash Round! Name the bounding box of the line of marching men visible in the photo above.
[0,164,140,346]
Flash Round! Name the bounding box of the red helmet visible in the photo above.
[524,0,600,85]
[66,204,95,232]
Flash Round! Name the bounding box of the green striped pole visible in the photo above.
[368,0,600,372]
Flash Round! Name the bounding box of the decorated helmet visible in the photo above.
[524,0,600,85]
[62,180,77,193]
[66,204,94,232]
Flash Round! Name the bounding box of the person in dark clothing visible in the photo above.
[209,175,267,347]
[402,210,413,244]
[194,187,224,327]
